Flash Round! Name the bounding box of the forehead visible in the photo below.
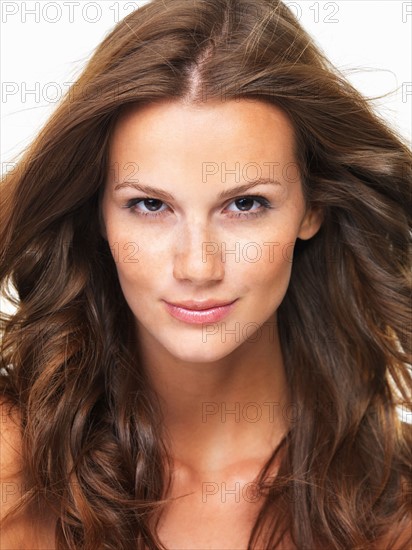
[109,99,297,159]
[105,99,299,192]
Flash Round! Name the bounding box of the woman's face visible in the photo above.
[100,99,322,362]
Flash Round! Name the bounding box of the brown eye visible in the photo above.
[225,195,274,219]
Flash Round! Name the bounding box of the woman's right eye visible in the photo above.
[124,198,168,218]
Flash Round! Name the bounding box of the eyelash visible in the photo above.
[122,194,274,220]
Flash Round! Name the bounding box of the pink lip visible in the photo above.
[163,299,238,324]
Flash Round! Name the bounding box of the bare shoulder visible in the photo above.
[0,396,24,484]
[0,396,26,547]
[0,396,57,549]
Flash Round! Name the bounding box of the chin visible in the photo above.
[165,339,238,364]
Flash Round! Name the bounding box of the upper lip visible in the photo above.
[164,299,237,310]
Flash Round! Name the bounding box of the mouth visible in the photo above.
[164,299,237,310]
[162,299,238,324]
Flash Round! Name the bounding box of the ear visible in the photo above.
[297,206,324,240]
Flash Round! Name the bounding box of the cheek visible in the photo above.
[110,240,161,323]
[104,209,144,264]
[241,241,294,293]
[105,220,167,292]
[233,217,300,303]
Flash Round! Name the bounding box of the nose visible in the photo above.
[172,221,224,284]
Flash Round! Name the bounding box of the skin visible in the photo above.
[100,98,323,546]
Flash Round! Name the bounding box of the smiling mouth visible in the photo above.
[162,299,238,324]
[164,299,237,311]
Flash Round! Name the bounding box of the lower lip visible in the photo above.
[163,300,238,324]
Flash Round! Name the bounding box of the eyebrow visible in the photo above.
[113,177,282,201]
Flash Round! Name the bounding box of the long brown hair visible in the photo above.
[1,0,411,548]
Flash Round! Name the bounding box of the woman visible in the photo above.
[0,0,411,548]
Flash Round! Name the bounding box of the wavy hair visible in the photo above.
[1,0,411,548]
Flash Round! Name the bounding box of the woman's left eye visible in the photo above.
[123,195,274,219]
[224,196,274,218]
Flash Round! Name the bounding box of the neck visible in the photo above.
[136,314,291,475]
